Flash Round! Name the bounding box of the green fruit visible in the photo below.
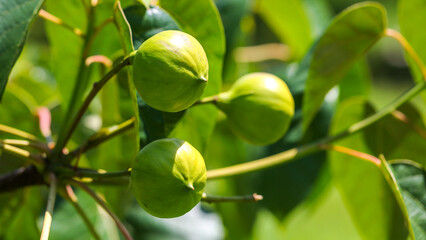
[132,30,209,112]
[216,72,294,145]
[131,138,207,218]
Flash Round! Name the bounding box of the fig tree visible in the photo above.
[132,30,209,112]
[216,72,294,145]
[131,138,207,218]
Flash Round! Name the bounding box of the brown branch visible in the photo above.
[0,166,45,193]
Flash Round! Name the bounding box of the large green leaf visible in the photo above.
[253,165,361,240]
[158,0,225,152]
[364,102,426,167]
[302,2,386,131]
[398,0,426,104]
[329,97,409,239]
[0,0,44,100]
[256,0,312,59]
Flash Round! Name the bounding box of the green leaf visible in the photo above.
[389,162,426,239]
[329,97,409,239]
[0,0,44,100]
[364,102,426,167]
[124,4,180,49]
[379,160,426,240]
[137,94,185,147]
[158,0,225,151]
[5,187,44,240]
[44,0,85,112]
[114,0,140,154]
[302,2,387,132]
[253,169,361,240]
[398,0,426,104]
[256,0,312,59]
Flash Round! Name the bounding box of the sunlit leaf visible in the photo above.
[302,2,386,132]
[329,97,409,239]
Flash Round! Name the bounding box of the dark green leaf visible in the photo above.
[390,162,426,239]
[329,97,409,239]
[124,4,180,49]
[0,0,44,100]
[364,102,426,167]
[302,2,387,131]
[137,94,185,147]
[256,0,312,59]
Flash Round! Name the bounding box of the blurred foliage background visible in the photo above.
[1,0,425,239]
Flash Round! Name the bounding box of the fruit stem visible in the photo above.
[58,167,131,179]
[386,29,426,80]
[54,56,133,161]
[40,173,58,240]
[201,193,263,203]
[70,179,134,240]
[38,9,84,37]
[207,80,426,179]
[65,117,135,163]
[192,95,219,107]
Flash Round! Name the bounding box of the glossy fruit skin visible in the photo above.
[133,30,209,112]
[216,73,294,145]
[131,138,207,218]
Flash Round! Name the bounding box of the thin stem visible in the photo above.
[0,124,39,141]
[207,80,426,179]
[70,180,133,240]
[201,193,263,203]
[1,139,50,154]
[38,9,84,37]
[391,110,426,139]
[320,144,381,166]
[53,54,134,160]
[40,173,58,240]
[62,185,101,240]
[192,95,219,107]
[66,118,135,162]
[88,17,114,51]
[59,167,131,179]
[0,142,43,165]
[52,3,97,160]
[386,29,426,80]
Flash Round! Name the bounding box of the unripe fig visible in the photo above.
[216,73,294,145]
[131,138,207,218]
[132,30,209,112]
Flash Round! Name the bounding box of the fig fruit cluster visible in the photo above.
[130,29,294,219]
